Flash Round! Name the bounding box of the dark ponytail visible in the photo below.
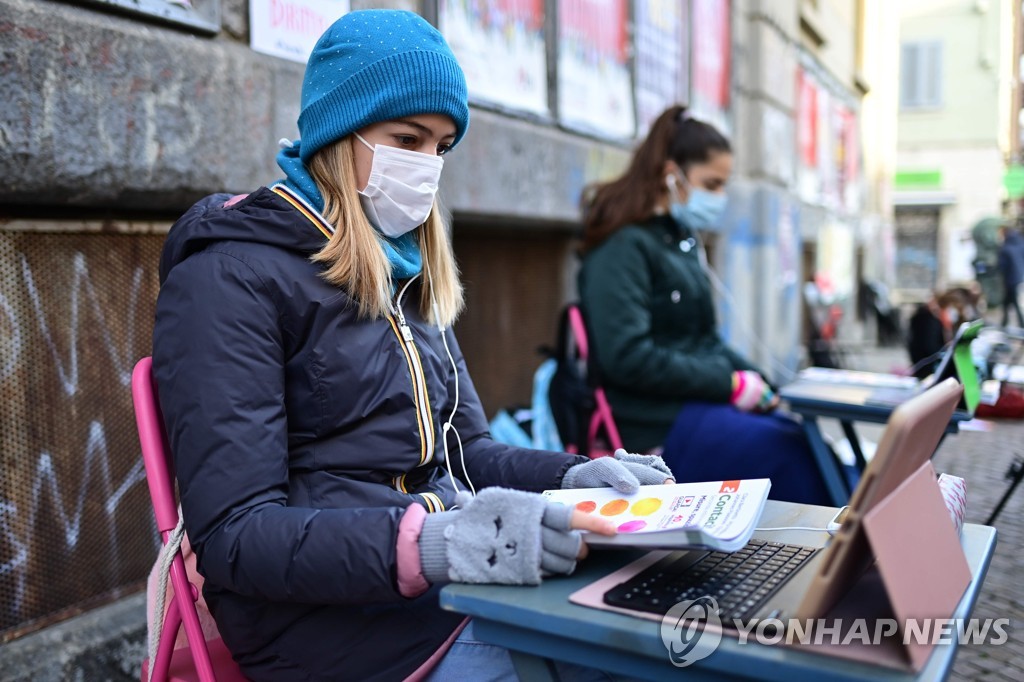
[580,106,731,253]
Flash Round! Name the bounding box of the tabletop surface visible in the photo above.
[441,500,997,682]
[778,381,971,426]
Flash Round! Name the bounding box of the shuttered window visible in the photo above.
[900,41,943,109]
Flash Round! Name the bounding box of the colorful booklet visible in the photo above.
[543,479,771,552]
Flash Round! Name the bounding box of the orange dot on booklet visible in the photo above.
[600,498,629,516]
[575,500,597,513]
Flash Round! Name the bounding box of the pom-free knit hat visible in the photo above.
[297,9,470,165]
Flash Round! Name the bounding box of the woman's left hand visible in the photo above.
[757,393,781,412]
[561,449,675,494]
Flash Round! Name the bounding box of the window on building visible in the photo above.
[900,41,943,110]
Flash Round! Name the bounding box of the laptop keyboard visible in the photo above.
[603,539,819,622]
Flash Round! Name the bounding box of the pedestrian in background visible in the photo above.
[906,288,967,379]
[998,224,1024,328]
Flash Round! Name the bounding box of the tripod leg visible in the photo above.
[985,457,1024,526]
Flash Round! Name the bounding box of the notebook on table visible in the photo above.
[570,378,972,671]
[781,320,984,415]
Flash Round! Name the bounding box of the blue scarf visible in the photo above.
[276,140,423,280]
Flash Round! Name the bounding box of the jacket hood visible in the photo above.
[159,188,329,284]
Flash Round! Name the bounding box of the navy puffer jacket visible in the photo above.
[153,186,585,681]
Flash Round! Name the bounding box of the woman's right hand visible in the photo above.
[571,508,617,560]
[418,488,617,585]
[730,370,777,412]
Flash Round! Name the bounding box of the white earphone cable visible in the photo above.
[668,169,797,385]
[689,227,798,384]
[424,261,475,498]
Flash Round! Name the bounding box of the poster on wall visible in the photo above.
[557,0,635,139]
[689,0,730,134]
[761,106,794,186]
[816,85,839,212]
[634,0,688,136]
[796,68,820,203]
[819,222,856,298]
[80,0,221,34]
[797,64,861,215]
[440,0,548,116]
[836,105,861,214]
[777,195,799,288]
[250,0,350,63]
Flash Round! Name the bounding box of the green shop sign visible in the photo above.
[894,169,942,190]
[1003,165,1024,199]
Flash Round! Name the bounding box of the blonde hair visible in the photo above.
[307,137,464,327]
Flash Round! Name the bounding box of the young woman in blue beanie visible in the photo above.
[578,105,832,506]
[152,9,670,681]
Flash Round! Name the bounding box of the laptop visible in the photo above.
[780,320,983,415]
[569,379,970,667]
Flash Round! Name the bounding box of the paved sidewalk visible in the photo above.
[825,344,1023,681]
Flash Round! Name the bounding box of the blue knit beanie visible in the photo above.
[297,9,470,165]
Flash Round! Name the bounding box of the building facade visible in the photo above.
[893,0,1015,301]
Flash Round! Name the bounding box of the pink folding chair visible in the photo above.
[132,357,248,682]
[566,305,624,458]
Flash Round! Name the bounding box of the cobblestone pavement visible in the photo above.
[819,344,1023,681]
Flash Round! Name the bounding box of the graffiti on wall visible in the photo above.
[0,233,164,640]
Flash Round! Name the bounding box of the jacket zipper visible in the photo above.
[271,185,443,506]
[388,276,436,480]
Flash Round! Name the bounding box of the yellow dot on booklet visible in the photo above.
[600,499,629,516]
[631,498,662,516]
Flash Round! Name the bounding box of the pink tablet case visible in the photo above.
[859,460,971,669]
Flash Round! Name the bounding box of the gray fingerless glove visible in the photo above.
[561,448,675,494]
[418,489,581,585]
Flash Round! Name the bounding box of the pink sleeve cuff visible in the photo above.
[729,371,745,402]
[730,371,766,410]
[396,503,430,598]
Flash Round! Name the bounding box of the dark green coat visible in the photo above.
[578,214,760,451]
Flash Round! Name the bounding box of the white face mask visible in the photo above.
[355,133,444,238]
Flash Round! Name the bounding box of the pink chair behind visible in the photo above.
[132,357,247,682]
[566,305,624,458]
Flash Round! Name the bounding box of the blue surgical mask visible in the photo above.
[668,174,728,230]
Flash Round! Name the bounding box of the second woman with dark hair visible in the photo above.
[578,105,832,506]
